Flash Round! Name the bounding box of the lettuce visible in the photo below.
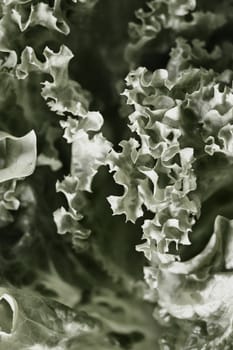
[1,0,233,349]
[0,130,36,226]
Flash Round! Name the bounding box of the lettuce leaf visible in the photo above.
[11,1,69,35]
[0,286,117,350]
[0,130,36,226]
[152,216,233,348]
[16,45,90,116]
[126,0,226,67]
[0,130,36,182]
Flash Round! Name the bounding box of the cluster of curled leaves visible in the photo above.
[1,0,233,349]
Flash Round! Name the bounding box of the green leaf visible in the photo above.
[69,130,112,192]
[0,130,36,183]
[11,1,70,35]
[151,216,233,348]
[0,286,106,350]
[126,0,226,66]
[16,46,90,116]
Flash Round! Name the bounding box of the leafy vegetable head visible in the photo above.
[1,0,233,348]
